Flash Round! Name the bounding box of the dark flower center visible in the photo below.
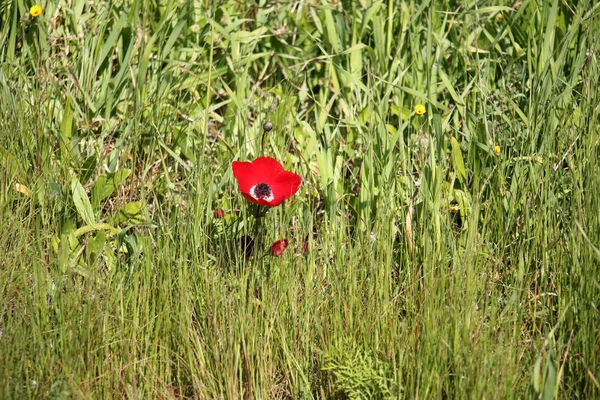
[252,183,272,199]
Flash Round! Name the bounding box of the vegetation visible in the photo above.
[1,0,599,398]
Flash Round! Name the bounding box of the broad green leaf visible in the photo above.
[533,355,542,393]
[334,63,368,92]
[71,178,95,225]
[103,247,117,273]
[106,148,121,174]
[230,27,268,43]
[161,19,186,60]
[466,6,514,14]
[540,0,559,74]
[112,201,147,226]
[123,233,139,256]
[91,169,132,208]
[322,6,341,53]
[61,96,73,140]
[80,156,97,186]
[348,42,363,77]
[454,189,472,227]
[542,357,557,400]
[451,138,467,186]
[74,223,120,237]
[359,0,383,37]
[341,43,367,55]
[95,13,128,75]
[86,230,105,262]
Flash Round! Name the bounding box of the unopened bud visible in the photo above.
[263,121,273,132]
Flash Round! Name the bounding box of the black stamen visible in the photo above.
[253,183,272,199]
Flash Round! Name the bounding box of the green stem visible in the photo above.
[252,205,265,259]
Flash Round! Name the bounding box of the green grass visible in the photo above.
[1,0,599,398]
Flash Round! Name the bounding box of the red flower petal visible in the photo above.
[231,161,257,193]
[268,171,302,206]
[232,157,284,192]
[241,193,273,207]
[232,156,301,207]
[270,239,288,256]
[251,156,284,176]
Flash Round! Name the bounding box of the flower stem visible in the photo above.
[252,205,264,259]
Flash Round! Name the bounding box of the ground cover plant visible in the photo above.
[1,0,599,398]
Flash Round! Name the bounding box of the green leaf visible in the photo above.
[533,355,542,393]
[106,148,121,174]
[103,246,117,274]
[86,230,106,265]
[91,169,132,209]
[540,0,559,74]
[112,201,147,226]
[230,27,268,44]
[359,1,383,37]
[334,63,368,92]
[61,96,74,140]
[161,19,187,60]
[451,138,467,186]
[454,189,472,225]
[542,356,557,400]
[439,69,464,106]
[157,139,191,172]
[80,156,97,186]
[466,6,514,14]
[74,223,120,238]
[95,13,128,75]
[322,6,341,53]
[71,178,95,225]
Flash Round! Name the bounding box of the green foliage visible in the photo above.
[0,0,599,398]
[323,339,396,399]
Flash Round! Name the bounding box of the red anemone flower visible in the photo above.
[270,239,289,256]
[232,156,301,207]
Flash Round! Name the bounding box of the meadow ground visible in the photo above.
[1,0,599,398]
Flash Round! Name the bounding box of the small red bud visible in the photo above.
[302,236,309,254]
[213,208,226,218]
[270,239,289,257]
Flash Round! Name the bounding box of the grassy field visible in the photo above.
[1,0,599,398]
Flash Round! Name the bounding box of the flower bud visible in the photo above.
[263,121,273,132]
[270,239,288,256]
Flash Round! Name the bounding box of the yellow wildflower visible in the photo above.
[494,144,501,154]
[30,5,42,17]
[414,104,426,115]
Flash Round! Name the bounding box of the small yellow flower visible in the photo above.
[414,104,426,115]
[30,5,42,17]
[494,144,501,154]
